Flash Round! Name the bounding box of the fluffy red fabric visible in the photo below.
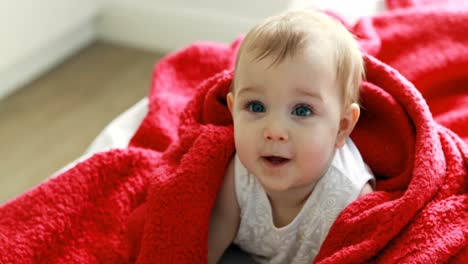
[0,0,466,263]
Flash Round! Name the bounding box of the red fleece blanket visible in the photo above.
[1,0,467,263]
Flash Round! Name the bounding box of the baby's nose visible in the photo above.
[263,122,289,142]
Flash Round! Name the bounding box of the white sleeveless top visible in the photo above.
[233,138,374,264]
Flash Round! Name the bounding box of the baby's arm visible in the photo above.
[208,157,240,264]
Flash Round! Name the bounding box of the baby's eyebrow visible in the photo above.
[295,88,323,102]
[237,86,260,97]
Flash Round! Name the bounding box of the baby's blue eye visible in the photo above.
[292,105,312,117]
[248,101,265,113]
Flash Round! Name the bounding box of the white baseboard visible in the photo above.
[0,21,96,100]
[96,1,259,53]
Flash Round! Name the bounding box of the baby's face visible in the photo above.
[228,46,345,195]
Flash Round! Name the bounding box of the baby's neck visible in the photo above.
[266,184,315,228]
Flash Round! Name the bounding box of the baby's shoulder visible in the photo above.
[330,138,374,189]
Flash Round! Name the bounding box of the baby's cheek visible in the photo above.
[301,146,325,163]
[297,139,332,166]
[234,127,254,150]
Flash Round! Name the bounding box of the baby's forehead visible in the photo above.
[241,41,336,64]
[232,52,345,105]
[234,44,339,83]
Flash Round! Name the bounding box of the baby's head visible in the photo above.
[227,10,364,195]
[233,10,364,108]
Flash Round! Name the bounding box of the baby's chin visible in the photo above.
[255,169,321,194]
[254,173,297,193]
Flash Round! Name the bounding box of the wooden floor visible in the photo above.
[0,41,164,203]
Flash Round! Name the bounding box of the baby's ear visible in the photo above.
[335,103,360,148]
[227,92,234,114]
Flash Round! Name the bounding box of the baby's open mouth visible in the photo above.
[262,156,290,165]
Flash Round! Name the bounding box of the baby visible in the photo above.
[208,10,374,264]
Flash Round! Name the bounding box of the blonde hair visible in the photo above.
[233,10,364,107]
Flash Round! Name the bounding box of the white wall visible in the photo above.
[96,0,293,53]
[0,0,99,99]
[163,0,290,18]
[0,0,385,100]
[96,0,386,54]
[290,0,386,23]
